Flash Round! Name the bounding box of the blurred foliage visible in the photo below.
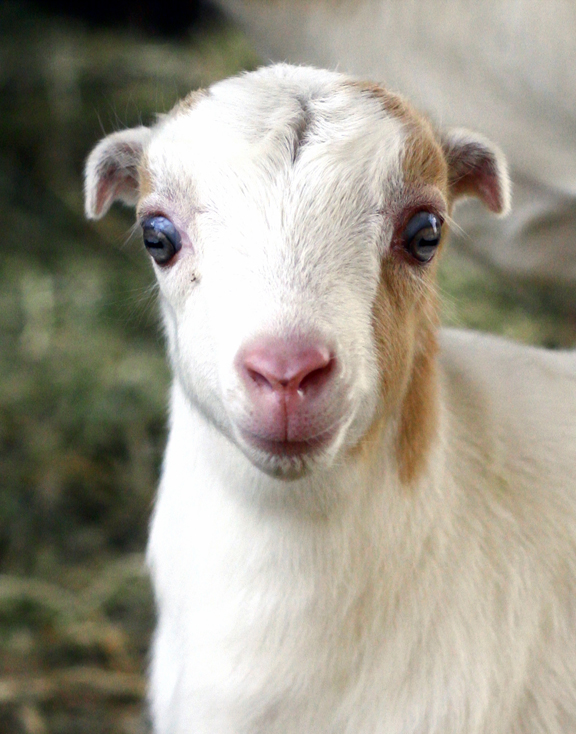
[0,1,574,732]
[439,241,576,348]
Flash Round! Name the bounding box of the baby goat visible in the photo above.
[85,65,576,734]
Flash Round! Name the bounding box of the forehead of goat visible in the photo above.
[85,65,508,481]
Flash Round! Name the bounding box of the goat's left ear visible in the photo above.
[441,128,511,216]
[84,126,152,220]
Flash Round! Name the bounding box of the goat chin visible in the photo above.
[84,64,576,734]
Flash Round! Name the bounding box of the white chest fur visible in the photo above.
[147,337,576,734]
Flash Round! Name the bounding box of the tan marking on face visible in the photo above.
[345,80,414,123]
[349,80,449,195]
[373,254,440,485]
[390,112,446,484]
[344,80,446,483]
[396,326,439,484]
[402,120,448,193]
[352,241,441,485]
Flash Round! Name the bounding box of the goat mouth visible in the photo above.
[239,428,335,459]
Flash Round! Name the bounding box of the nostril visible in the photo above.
[298,357,336,394]
[246,367,275,391]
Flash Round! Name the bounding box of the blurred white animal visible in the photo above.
[85,65,576,733]
[214,0,576,288]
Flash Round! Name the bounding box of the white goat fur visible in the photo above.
[85,65,576,733]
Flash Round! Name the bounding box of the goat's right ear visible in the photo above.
[441,128,511,217]
[84,126,152,220]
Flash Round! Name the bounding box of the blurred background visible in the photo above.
[0,1,574,733]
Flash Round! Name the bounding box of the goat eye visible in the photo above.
[141,216,181,265]
[402,211,442,263]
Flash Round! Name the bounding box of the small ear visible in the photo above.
[84,126,152,220]
[441,128,511,216]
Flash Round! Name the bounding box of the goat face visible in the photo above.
[85,65,509,480]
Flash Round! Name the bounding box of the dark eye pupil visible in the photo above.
[403,211,442,263]
[141,216,181,265]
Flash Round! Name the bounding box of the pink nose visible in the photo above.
[236,337,336,443]
[240,339,334,397]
